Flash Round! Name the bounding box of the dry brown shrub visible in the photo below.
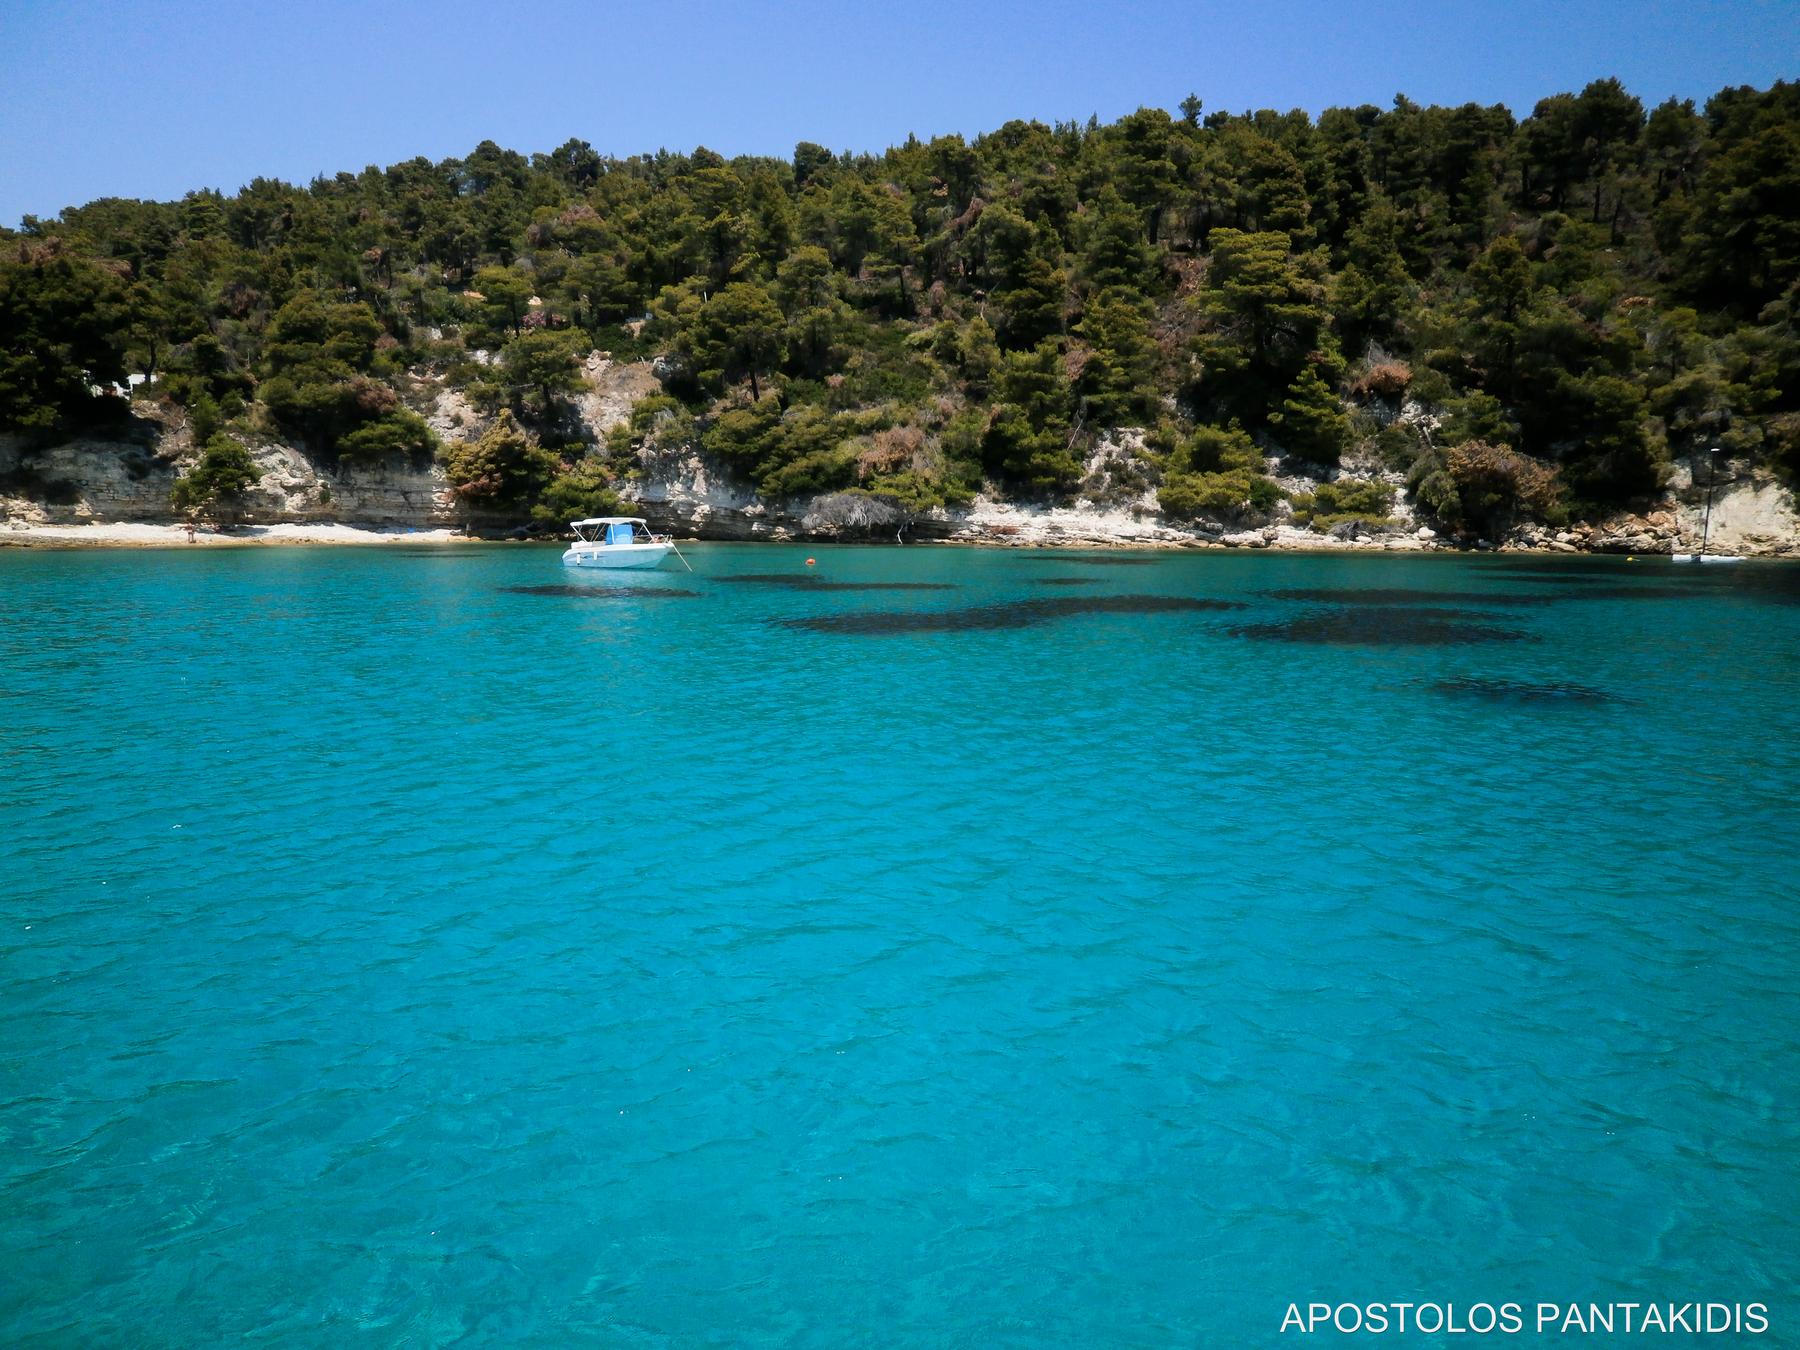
[1062,342,1094,383]
[14,237,57,263]
[857,425,925,477]
[1446,440,1561,517]
[213,282,260,318]
[351,377,399,417]
[1168,256,1205,298]
[946,197,986,235]
[1350,361,1413,400]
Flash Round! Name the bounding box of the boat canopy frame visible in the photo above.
[570,517,658,545]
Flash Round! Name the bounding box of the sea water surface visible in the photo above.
[2,544,1797,1346]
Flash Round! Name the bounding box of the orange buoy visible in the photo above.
[805,557,816,567]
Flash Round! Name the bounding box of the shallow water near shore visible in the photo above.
[3,543,1798,1345]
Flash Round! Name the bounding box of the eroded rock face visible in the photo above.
[576,354,661,441]
[1676,472,1799,555]
[617,442,770,539]
[425,386,485,445]
[1,433,178,523]
[0,433,458,529]
[238,442,455,526]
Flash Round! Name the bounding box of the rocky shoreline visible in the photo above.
[5,356,1797,558]
[6,500,1794,556]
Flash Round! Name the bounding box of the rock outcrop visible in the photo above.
[1,427,455,530]
[1496,461,1800,557]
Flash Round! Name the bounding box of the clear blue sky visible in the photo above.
[1,0,1794,228]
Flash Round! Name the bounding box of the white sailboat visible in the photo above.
[1672,448,1744,564]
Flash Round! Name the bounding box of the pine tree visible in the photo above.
[1076,290,1159,426]
[1270,364,1350,463]
[1333,196,1413,349]
[983,340,1079,491]
[1194,229,1335,423]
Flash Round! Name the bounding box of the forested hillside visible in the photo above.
[3,79,1797,537]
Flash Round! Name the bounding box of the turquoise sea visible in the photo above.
[2,543,1797,1346]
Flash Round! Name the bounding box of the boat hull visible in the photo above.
[561,543,674,569]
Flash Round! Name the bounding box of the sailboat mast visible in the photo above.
[1700,447,1718,557]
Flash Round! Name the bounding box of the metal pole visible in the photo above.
[1700,447,1718,557]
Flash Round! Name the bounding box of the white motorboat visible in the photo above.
[561,517,686,570]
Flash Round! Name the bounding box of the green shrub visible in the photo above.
[761,446,858,498]
[1159,468,1253,518]
[1374,422,1425,470]
[440,410,559,515]
[1142,418,1185,459]
[701,399,782,469]
[938,406,989,474]
[1175,422,1261,474]
[1246,475,1284,511]
[171,435,260,516]
[835,462,976,515]
[1439,391,1519,448]
[186,394,222,447]
[532,457,624,530]
[1157,419,1282,519]
[1407,366,1455,405]
[698,399,873,498]
[337,409,437,467]
[1290,477,1397,530]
